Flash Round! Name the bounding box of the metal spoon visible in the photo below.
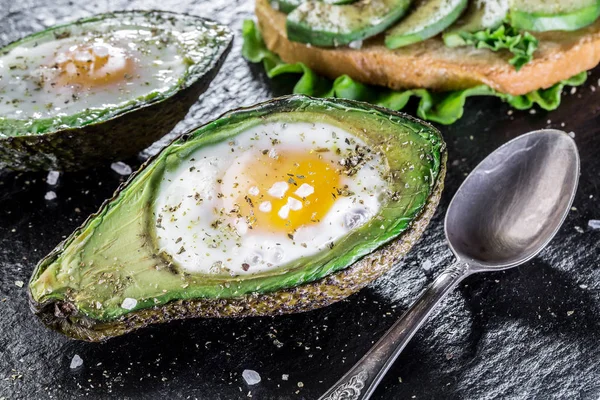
[319,129,580,400]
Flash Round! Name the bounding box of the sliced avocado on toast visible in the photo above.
[280,0,600,71]
[286,0,412,46]
[385,0,469,48]
[0,11,232,171]
[509,0,600,32]
[28,95,446,341]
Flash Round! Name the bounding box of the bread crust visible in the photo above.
[256,0,600,95]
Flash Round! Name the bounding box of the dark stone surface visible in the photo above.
[0,0,599,399]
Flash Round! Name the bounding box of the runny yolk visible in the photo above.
[53,43,135,89]
[228,150,342,234]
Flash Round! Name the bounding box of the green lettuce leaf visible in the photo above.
[242,20,586,125]
[445,23,538,71]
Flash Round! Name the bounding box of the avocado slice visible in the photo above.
[286,0,412,47]
[272,0,357,14]
[386,0,469,49]
[28,95,446,341]
[508,0,600,31]
[0,11,232,171]
[443,0,509,47]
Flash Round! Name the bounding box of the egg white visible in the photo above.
[154,121,388,276]
[0,24,187,125]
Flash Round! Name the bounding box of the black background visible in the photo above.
[1,1,599,399]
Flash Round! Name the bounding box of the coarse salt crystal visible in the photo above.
[278,204,290,219]
[348,40,363,49]
[287,197,302,211]
[268,181,289,198]
[121,297,137,310]
[70,354,83,369]
[242,369,261,385]
[259,201,272,212]
[44,191,57,201]
[421,259,433,272]
[47,171,60,186]
[248,186,260,196]
[111,161,133,176]
[294,183,314,198]
[92,45,109,57]
[588,220,600,230]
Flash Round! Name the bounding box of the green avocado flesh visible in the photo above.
[29,96,444,339]
[508,0,600,31]
[385,0,468,48]
[286,0,412,46]
[0,11,232,171]
[272,0,357,14]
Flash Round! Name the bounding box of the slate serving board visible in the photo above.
[0,0,599,399]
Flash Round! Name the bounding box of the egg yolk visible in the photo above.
[228,150,342,234]
[53,44,135,89]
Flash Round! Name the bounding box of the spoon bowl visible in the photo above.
[445,129,580,271]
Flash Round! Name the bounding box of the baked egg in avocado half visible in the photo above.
[29,96,446,342]
[0,10,232,171]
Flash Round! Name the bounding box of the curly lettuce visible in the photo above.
[243,20,586,125]
[444,23,539,70]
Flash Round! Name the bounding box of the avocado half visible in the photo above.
[0,10,232,171]
[28,96,447,342]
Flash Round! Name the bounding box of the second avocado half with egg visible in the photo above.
[29,96,446,341]
[0,10,232,171]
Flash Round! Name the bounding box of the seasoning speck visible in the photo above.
[14,280,24,288]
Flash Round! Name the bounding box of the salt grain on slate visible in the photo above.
[111,161,133,176]
[242,369,261,385]
[421,259,433,272]
[46,171,60,185]
[70,354,83,369]
[44,191,57,201]
[588,220,600,230]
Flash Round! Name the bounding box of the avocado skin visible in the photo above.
[0,11,233,171]
[28,95,446,342]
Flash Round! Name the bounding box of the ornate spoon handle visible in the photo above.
[319,262,471,400]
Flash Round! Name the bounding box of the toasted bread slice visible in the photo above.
[256,0,600,95]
